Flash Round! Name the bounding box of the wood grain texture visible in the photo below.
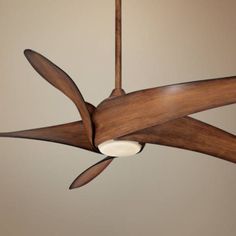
[94,76,236,145]
[24,49,94,145]
[119,117,236,163]
[0,121,99,153]
[69,156,114,189]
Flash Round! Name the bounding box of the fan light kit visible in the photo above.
[98,140,142,157]
[0,0,235,189]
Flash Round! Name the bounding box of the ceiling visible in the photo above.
[0,0,235,235]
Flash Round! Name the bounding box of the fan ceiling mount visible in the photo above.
[1,0,236,189]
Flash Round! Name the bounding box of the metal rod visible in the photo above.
[115,0,122,89]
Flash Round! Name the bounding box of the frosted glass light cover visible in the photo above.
[98,139,142,157]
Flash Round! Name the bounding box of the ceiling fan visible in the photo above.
[1,0,236,189]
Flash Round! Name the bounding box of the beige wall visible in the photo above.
[0,0,236,235]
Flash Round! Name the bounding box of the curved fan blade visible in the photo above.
[0,121,99,153]
[94,76,236,145]
[24,49,94,145]
[119,117,236,163]
[69,156,114,189]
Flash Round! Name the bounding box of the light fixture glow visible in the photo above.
[98,139,142,157]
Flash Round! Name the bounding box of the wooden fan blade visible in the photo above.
[119,117,236,163]
[24,49,94,145]
[69,156,114,189]
[94,76,236,145]
[0,121,99,153]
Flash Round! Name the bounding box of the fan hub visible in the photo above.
[98,139,142,157]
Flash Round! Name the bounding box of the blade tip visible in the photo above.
[69,183,77,190]
[24,49,34,57]
[69,181,84,190]
[24,49,31,54]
